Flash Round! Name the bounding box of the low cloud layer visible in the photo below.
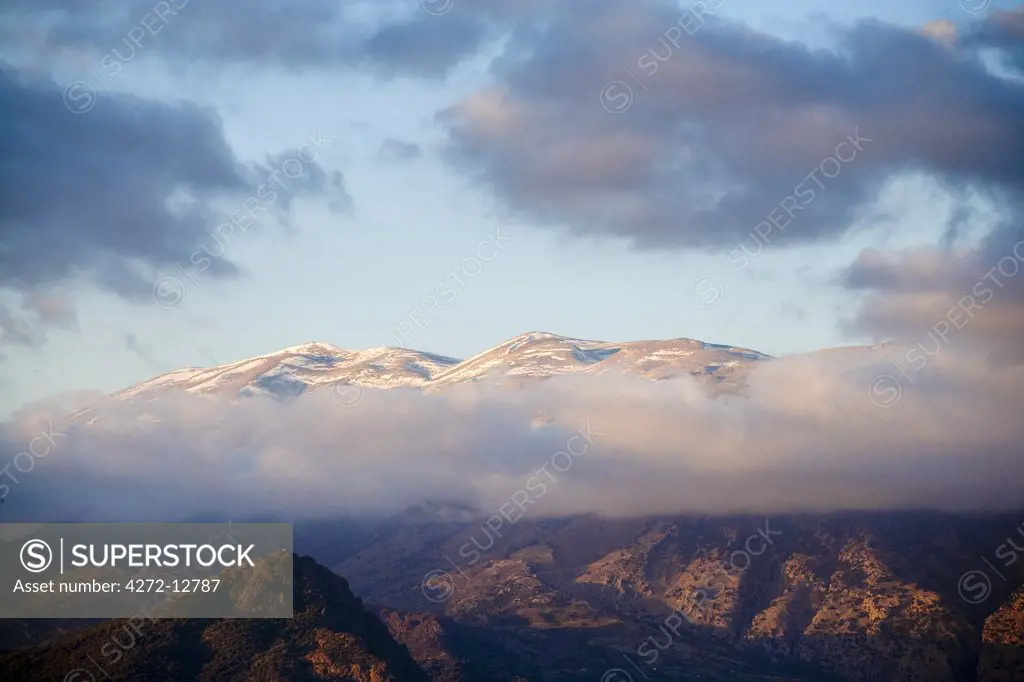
[2,344,1022,523]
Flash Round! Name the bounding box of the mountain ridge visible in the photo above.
[105,331,776,405]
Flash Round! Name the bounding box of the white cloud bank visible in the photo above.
[1,343,1022,522]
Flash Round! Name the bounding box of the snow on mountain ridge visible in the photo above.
[426,333,772,388]
[108,332,774,405]
[113,342,462,402]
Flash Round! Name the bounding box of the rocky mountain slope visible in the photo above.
[325,510,1024,682]
[6,516,1020,681]
[0,555,428,682]
[978,587,1024,681]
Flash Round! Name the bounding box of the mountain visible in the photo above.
[327,510,1024,682]
[0,554,428,682]
[93,332,773,407]
[6,516,1021,682]
[978,587,1024,681]
[111,342,462,402]
[0,618,94,652]
[426,332,770,389]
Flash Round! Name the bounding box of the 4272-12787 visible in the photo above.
[124,578,220,593]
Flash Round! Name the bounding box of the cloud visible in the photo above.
[0,305,40,348]
[919,20,957,45]
[968,6,1024,50]
[0,69,240,297]
[3,345,1022,522]
[249,150,352,215]
[360,10,491,78]
[0,0,494,80]
[0,290,78,351]
[378,138,424,162]
[11,1,1019,256]
[22,292,78,330]
[435,5,1024,251]
[0,68,348,306]
[842,207,1024,362]
[838,9,1024,360]
[125,332,160,367]
[6,2,1020,257]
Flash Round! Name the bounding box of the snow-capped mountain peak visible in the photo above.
[108,332,773,404]
[427,332,769,388]
[275,341,351,356]
[113,342,460,402]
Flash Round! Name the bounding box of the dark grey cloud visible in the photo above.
[0,68,348,307]
[435,5,1024,250]
[969,6,1024,50]
[0,0,496,81]
[378,137,424,162]
[0,69,243,296]
[8,3,1021,256]
[249,150,353,216]
[361,12,490,78]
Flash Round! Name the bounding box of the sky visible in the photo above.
[0,0,1022,418]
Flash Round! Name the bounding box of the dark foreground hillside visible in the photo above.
[0,554,427,682]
